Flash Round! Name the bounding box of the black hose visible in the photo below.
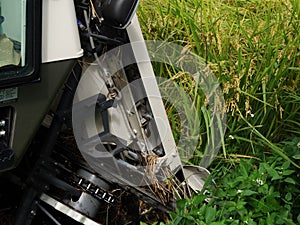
[14,62,82,225]
[42,62,82,157]
[14,188,38,225]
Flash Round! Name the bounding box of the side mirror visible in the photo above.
[93,0,140,29]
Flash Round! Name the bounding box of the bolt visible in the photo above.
[30,210,37,216]
[87,183,91,190]
[0,130,5,137]
[0,120,5,126]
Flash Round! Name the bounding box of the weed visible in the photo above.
[142,156,299,224]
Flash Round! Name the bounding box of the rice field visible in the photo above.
[138,0,300,223]
[138,0,300,165]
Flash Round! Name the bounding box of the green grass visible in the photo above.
[138,0,300,223]
[164,156,300,224]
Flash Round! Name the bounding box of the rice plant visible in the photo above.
[138,0,300,166]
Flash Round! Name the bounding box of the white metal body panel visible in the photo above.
[42,0,83,63]
[126,15,182,172]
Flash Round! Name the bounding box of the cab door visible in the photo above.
[0,0,81,171]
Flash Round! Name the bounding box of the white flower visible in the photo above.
[247,110,254,118]
[256,179,263,186]
[237,189,243,194]
[297,142,300,149]
[229,135,234,140]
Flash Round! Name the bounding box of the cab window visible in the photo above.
[0,0,41,88]
[0,0,26,68]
